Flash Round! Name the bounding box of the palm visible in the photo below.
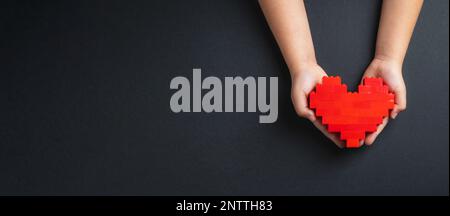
[362,58,406,145]
[291,64,346,148]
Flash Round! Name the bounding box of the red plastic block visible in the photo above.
[309,76,394,148]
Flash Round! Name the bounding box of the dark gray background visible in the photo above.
[2,0,448,195]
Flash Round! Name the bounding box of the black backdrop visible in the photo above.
[2,0,448,195]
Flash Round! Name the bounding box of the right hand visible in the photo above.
[290,63,346,148]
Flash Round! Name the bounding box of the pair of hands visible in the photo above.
[291,57,407,148]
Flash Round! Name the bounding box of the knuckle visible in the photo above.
[295,108,309,118]
[398,104,407,111]
[365,139,374,145]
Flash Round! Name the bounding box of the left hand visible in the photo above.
[362,56,407,145]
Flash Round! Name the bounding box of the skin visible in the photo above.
[259,0,423,147]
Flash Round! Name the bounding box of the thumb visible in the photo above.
[292,89,316,122]
[361,63,378,82]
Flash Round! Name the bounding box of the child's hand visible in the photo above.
[291,63,345,148]
[362,57,407,145]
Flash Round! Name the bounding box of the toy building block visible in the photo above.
[309,76,394,148]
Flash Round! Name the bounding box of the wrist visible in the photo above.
[290,60,319,77]
[373,54,403,69]
[373,53,404,66]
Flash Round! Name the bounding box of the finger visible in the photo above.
[391,87,407,119]
[361,62,378,82]
[292,90,316,121]
[365,117,389,145]
[311,119,345,148]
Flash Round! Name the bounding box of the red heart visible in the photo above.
[309,76,395,148]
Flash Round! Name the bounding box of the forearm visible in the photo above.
[375,0,423,64]
[259,0,316,76]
